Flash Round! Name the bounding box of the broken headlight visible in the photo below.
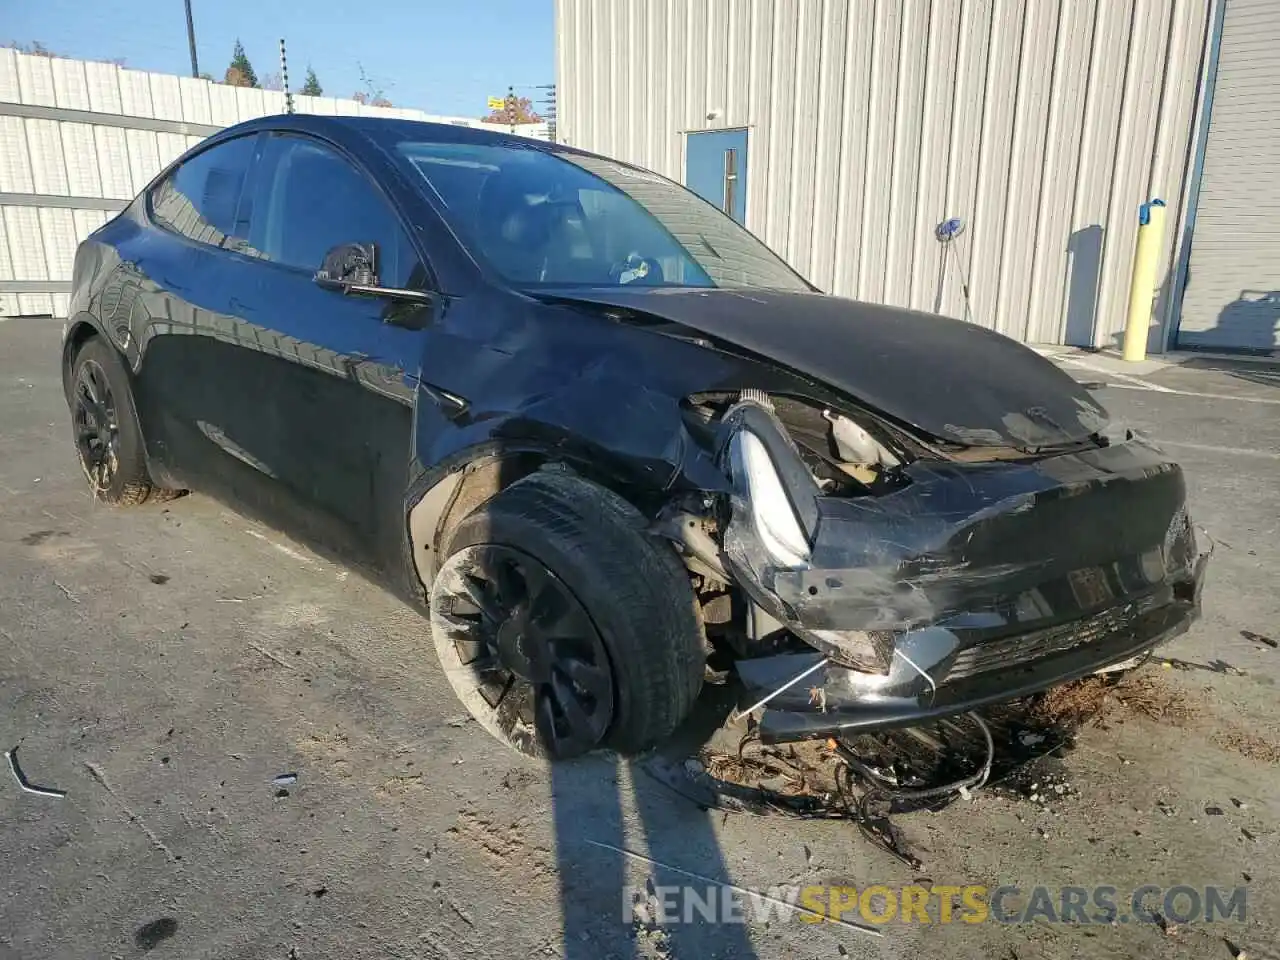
[729,428,811,569]
[721,397,822,571]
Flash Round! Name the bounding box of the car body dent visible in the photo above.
[718,400,1208,742]
[528,286,1110,450]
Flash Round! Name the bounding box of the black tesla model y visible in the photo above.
[62,115,1208,760]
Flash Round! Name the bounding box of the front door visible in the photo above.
[219,131,432,568]
[685,129,748,223]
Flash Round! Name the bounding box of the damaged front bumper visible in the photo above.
[720,403,1210,744]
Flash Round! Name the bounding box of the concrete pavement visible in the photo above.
[2,317,1276,959]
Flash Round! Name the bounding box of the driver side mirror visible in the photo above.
[313,241,436,317]
[317,242,379,287]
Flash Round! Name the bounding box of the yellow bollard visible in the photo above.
[1121,198,1167,362]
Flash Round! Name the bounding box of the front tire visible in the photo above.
[428,471,705,760]
[68,337,178,505]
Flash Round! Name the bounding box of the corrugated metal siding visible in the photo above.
[557,0,1211,347]
[1177,0,1280,350]
[0,49,549,319]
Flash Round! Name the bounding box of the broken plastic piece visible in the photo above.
[5,745,68,799]
[271,773,298,786]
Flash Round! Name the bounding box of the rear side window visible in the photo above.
[245,134,424,288]
[150,135,257,251]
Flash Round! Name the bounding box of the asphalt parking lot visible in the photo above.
[2,316,1277,960]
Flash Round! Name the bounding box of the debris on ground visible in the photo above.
[1028,670,1198,728]
[248,643,295,670]
[133,917,178,951]
[271,773,299,787]
[646,665,1211,867]
[4,744,68,799]
[1241,630,1276,649]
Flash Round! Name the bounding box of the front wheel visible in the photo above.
[428,471,706,760]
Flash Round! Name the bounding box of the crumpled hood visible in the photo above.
[540,286,1109,448]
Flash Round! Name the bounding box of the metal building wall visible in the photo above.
[0,49,548,320]
[556,0,1212,347]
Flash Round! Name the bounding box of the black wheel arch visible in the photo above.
[61,314,108,400]
[403,440,692,603]
[62,313,170,486]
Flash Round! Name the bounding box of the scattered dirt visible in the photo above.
[376,773,426,798]
[295,729,355,779]
[1107,673,1197,724]
[1212,728,1280,764]
[1026,676,1114,728]
[446,811,556,886]
[1030,671,1196,728]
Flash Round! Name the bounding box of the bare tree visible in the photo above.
[353,62,393,108]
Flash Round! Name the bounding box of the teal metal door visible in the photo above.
[685,129,748,223]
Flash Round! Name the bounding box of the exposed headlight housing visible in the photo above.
[728,426,812,570]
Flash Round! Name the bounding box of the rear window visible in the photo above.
[149,135,257,250]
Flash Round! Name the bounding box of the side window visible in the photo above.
[247,134,424,288]
[150,136,256,250]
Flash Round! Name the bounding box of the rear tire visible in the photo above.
[428,470,705,760]
[68,337,181,505]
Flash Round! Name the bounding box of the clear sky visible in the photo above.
[4,0,555,117]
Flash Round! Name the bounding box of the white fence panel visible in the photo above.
[1,51,546,317]
[94,126,133,199]
[60,123,103,197]
[51,58,91,109]
[0,116,34,192]
[26,119,69,195]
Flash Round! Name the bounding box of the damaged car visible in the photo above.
[62,115,1208,760]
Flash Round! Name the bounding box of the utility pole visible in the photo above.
[184,0,199,78]
[506,84,516,134]
[279,38,294,114]
[535,83,556,142]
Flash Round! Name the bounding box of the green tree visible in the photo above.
[224,39,259,88]
[300,66,322,97]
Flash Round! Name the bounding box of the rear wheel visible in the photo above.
[428,471,705,760]
[69,337,180,505]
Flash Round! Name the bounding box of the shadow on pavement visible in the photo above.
[551,686,762,959]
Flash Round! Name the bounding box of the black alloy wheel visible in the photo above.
[431,543,615,759]
[72,357,121,493]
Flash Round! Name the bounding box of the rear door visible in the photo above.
[125,132,263,481]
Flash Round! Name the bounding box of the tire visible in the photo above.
[428,470,705,760]
[68,337,179,506]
